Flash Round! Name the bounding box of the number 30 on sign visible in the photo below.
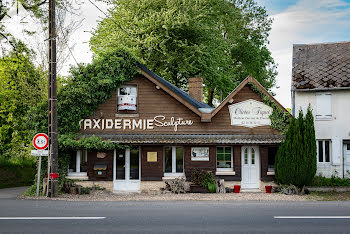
[32,133,49,150]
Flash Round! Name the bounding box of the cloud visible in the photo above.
[268,0,350,107]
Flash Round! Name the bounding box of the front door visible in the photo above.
[113,147,140,192]
[241,146,260,189]
[344,144,350,178]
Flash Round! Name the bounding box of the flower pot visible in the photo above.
[265,185,272,193]
[190,184,208,193]
[234,185,241,193]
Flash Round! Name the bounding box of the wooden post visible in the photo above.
[48,0,58,197]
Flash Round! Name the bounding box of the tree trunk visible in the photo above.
[207,89,215,107]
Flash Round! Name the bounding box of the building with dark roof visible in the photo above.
[68,65,289,192]
[292,41,350,178]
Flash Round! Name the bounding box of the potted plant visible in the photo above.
[265,185,272,193]
[190,169,208,193]
[202,172,216,193]
[234,185,241,193]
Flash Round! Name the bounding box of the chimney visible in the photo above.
[188,77,203,103]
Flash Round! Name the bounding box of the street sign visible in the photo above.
[31,150,49,156]
[33,133,48,150]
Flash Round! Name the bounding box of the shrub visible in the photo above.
[275,106,317,187]
[191,168,206,185]
[311,176,350,187]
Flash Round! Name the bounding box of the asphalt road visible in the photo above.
[0,189,350,233]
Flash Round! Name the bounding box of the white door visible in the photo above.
[241,146,260,189]
[344,144,350,178]
[113,147,141,192]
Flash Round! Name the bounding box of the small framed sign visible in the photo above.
[147,152,157,162]
[191,147,209,161]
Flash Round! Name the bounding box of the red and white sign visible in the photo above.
[33,133,49,150]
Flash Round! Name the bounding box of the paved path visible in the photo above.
[0,198,350,233]
[0,186,29,199]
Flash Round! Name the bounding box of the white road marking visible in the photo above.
[275,216,350,219]
[0,217,106,220]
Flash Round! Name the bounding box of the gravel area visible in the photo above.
[19,190,311,202]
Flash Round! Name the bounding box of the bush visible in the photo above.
[275,106,317,187]
[0,156,36,189]
[310,176,350,187]
[191,168,206,185]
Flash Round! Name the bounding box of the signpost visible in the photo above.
[32,133,49,197]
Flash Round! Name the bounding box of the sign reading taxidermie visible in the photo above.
[228,99,272,128]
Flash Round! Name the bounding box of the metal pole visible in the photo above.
[36,156,42,197]
[48,0,58,197]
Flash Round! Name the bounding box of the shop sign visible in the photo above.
[228,99,272,128]
[80,115,193,132]
[147,152,157,162]
[191,147,209,161]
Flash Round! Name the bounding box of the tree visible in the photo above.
[275,106,317,188]
[90,0,277,106]
[0,43,47,156]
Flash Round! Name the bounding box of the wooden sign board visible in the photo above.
[147,152,157,162]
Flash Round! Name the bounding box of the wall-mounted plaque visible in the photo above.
[147,152,157,162]
[191,147,209,161]
[228,99,272,128]
[97,152,106,159]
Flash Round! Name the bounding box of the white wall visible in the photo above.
[295,90,350,178]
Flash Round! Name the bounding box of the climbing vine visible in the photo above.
[249,82,291,134]
[28,48,140,150]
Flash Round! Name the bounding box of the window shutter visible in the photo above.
[316,93,332,118]
[332,138,341,165]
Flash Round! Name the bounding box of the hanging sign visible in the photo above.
[32,133,49,150]
[191,147,209,161]
[228,99,272,128]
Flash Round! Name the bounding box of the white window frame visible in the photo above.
[216,146,233,172]
[163,146,184,177]
[317,140,332,164]
[68,150,88,178]
[117,85,138,112]
[315,93,332,120]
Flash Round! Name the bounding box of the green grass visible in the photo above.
[308,191,350,201]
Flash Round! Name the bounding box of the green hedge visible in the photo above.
[0,157,36,189]
[310,176,350,187]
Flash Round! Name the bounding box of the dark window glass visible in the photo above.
[347,144,350,150]
[116,150,125,179]
[164,147,172,173]
[325,141,330,162]
[130,147,139,180]
[268,147,278,171]
[318,141,323,162]
[176,147,184,173]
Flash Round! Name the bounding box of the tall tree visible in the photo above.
[0,43,47,156]
[90,0,277,106]
[275,107,317,188]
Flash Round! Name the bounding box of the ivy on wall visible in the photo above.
[29,48,139,150]
[249,82,291,134]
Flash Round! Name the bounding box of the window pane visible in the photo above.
[268,147,278,171]
[217,147,223,154]
[224,154,231,161]
[318,141,323,162]
[325,141,330,162]
[176,147,184,173]
[225,161,231,168]
[244,148,248,164]
[116,150,125,179]
[217,154,224,161]
[164,147,172,173]
[130,147,139,180]
[252,153,255,165]
[225,147,231,154]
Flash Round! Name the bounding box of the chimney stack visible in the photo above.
[188,77,203,103]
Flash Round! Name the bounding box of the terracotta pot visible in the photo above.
[234,185,241,193]
[265,185,272,193]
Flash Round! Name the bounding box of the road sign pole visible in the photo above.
[36,156,42,197]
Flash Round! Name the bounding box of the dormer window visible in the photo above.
[117,85,137,112]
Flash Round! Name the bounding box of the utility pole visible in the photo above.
[48,0,58,197]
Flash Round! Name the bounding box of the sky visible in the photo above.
[4,0,350,108]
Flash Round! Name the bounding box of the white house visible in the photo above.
[292,41,350,178]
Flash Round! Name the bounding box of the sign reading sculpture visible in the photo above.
[228,99,272,128]
[80,115,193,132]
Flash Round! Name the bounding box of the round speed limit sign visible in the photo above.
[33,133,49,150]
